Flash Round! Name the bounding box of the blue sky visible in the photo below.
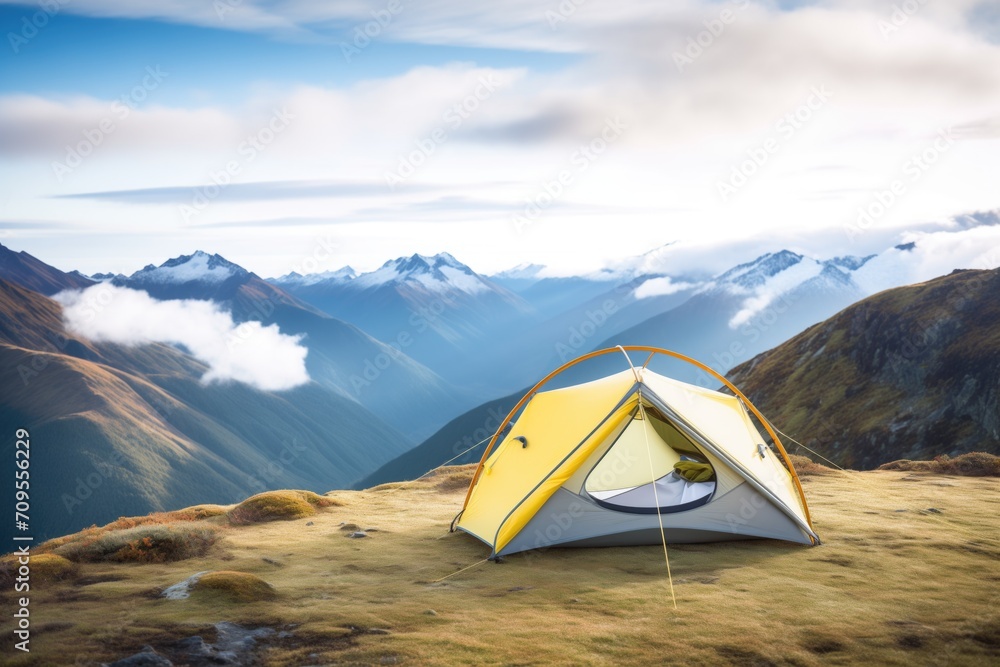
[2,0,999,277]
[0,6,577,106]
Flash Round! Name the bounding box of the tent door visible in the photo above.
[583,410,716,514]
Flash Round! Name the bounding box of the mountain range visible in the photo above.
[360,242,1000,486]
[271,252,536,392]
[2,218,998,531]
[0,274,415,539]
[104,251,472,442]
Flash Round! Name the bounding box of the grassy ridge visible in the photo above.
[1,463,998,665]
[729,268,1000,468]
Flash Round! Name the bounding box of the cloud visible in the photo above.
[0,94,238,156]
[55,285,310,391]
[56,180,438,204]
[4,2,1000,274]
[634,276,697,299]
[853,224,1000,294]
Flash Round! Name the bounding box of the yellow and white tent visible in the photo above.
[455,347,819,558]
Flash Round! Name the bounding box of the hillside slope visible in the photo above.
[356,390,522,488]
[0,279,412,538]
[0,242,94,295]
[728,268,1000,468]
[113,250,474,440]
[2,465,997,665]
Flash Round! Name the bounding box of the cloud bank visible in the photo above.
[55,285,310,391]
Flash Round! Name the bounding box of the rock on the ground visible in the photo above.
[105,646,173,667]
[161,572,208,600]
[105,623,281,667]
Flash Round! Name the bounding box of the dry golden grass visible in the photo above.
[2,464,997,666]
[787,454,836,476]
[51,524,219,564]
[37,505,229,555]
[879,452,1000,477]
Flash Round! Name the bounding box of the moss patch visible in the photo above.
[191,570,276,602]
[0,553,78,585]
[39,505,228,555]
[52,524,218,563]
[227,490,338,526]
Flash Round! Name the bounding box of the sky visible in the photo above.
[2,0,1000,278]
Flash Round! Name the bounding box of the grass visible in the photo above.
[2,463,998,665]
[191,571,277,603]
[878,452,1000,477]
[787,454,835,476]
[227,490,340,526]
[0,553,77,586]
[51,524,219,564]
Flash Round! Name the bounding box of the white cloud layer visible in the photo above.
[634,276,697,299]
[55,285,310,391]
[3,0,1000,276]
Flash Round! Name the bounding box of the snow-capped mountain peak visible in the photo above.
[353,253,488,294]
[88,271,125,281]
[715,250,806,290]
[493,263,546,281]
[826,254,876,272]
[127,250,248,285]
[272,266,357,286]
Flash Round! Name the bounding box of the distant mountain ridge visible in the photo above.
[271,252,535,393]
[0,243,95,295]
[364,242,997,486]
[110,250,472,441]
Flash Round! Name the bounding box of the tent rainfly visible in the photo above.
[453,347,819,559]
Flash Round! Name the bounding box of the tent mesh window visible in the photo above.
[583,408,716,515]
